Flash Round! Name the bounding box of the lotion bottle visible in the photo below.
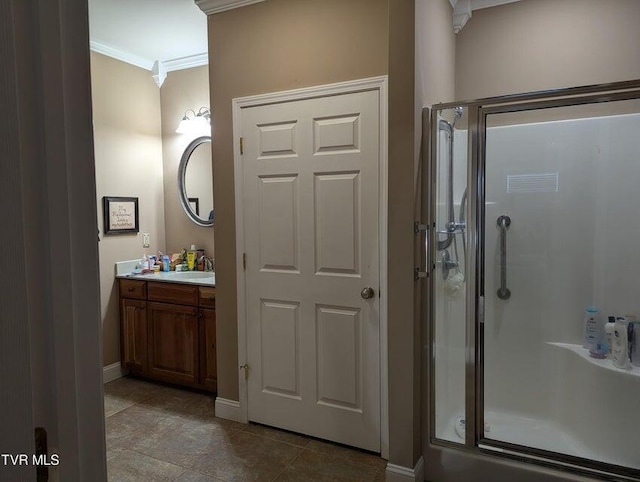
[604,316,616,358]
[583,307,600,350]
[187,245,196,271]
[612,317,631,369]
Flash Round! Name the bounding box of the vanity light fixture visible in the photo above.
[176,107,212,135]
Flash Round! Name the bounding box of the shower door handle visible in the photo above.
[415,222,429,280]
[497,215,511,300]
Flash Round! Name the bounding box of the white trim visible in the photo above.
[89,40,153,71]
[378,77,390,461]
[89,42,208,76]
[453,0,473,34]
[214,397,245,423]
[195,0,266,15]
[453,0,524,33]
[163,53,209,72]
[152,60,167,88]
[386,456,425,482]
[232,75,389,457]
[102,362,127,384]
[472,0,522,10]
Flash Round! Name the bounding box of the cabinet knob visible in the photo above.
[128,287,135,292]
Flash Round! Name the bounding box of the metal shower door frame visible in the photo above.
[423,79,640,482]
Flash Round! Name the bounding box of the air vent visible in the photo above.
[507,173,558,193]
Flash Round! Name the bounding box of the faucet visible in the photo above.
[202,256,214,272]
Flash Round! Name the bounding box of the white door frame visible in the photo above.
[232,76,389,458]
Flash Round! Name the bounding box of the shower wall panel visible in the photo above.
[483,110,640,466]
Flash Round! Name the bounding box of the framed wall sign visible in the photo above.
[103,196,139,234]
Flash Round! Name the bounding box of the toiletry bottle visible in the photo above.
[583,307,600,350]
[612,317,631,369]
[187,245,196,271]
[604,316,616,358]
[163,254,170,272]
[630,321,640,368]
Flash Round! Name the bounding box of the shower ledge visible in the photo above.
[547,342,640,378]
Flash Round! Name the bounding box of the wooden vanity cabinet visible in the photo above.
[147,301,200,386]
[118,279,217,392]
[200,308,217,391]
[120,298,147,373]
[119,280,147,373]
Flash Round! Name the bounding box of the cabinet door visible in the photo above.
[121,298,147,373]
[147,302,199,385]
[200,308,217,391]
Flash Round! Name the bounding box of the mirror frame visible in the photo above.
[177,135,214,227]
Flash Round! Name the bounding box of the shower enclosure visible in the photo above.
[421,80,640,482]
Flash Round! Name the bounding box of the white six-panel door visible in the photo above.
[240,89,381,451]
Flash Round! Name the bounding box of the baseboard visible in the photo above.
[214,397,244,423]
[102,362,127,384]
[386,456,425,482]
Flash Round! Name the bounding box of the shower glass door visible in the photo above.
[481,99,640,474]
[424,82,640,482]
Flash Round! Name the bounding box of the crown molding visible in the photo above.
[89,41,154,71]
[452,0,522,33]
[151,61,167,87]
[163,53,209,72]
[472,0,522,10]
[453,0,472,34]
[195,0,266,15]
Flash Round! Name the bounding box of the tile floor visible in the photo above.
[105,377,387,481]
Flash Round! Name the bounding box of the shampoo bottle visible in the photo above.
[187,245,196,271]
[612,317,631,369]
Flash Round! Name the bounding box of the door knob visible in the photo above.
[361,287,375,299]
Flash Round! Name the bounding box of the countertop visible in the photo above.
[116,271,215,286]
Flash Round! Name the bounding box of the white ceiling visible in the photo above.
[88,0,208,71]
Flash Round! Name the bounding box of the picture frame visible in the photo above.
[103,196,139,234]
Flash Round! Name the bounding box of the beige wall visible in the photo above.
[416,0,455,108]
[91,52,165,366]
[160,66,215,257]
[208,0,420,467]
[208,0,389,403]
[456,0,640,100]
[387,0,418,466]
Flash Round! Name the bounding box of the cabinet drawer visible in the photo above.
[119,279,147,300]
[148,282,198,305]
[199,287,216,309]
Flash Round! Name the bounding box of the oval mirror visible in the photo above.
[178,136,214,227]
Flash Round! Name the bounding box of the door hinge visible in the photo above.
[239,137,244,155]
[414,222,428,234]
[242,252,247,270]
[240,364,249,380]
[478,295,485,324]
